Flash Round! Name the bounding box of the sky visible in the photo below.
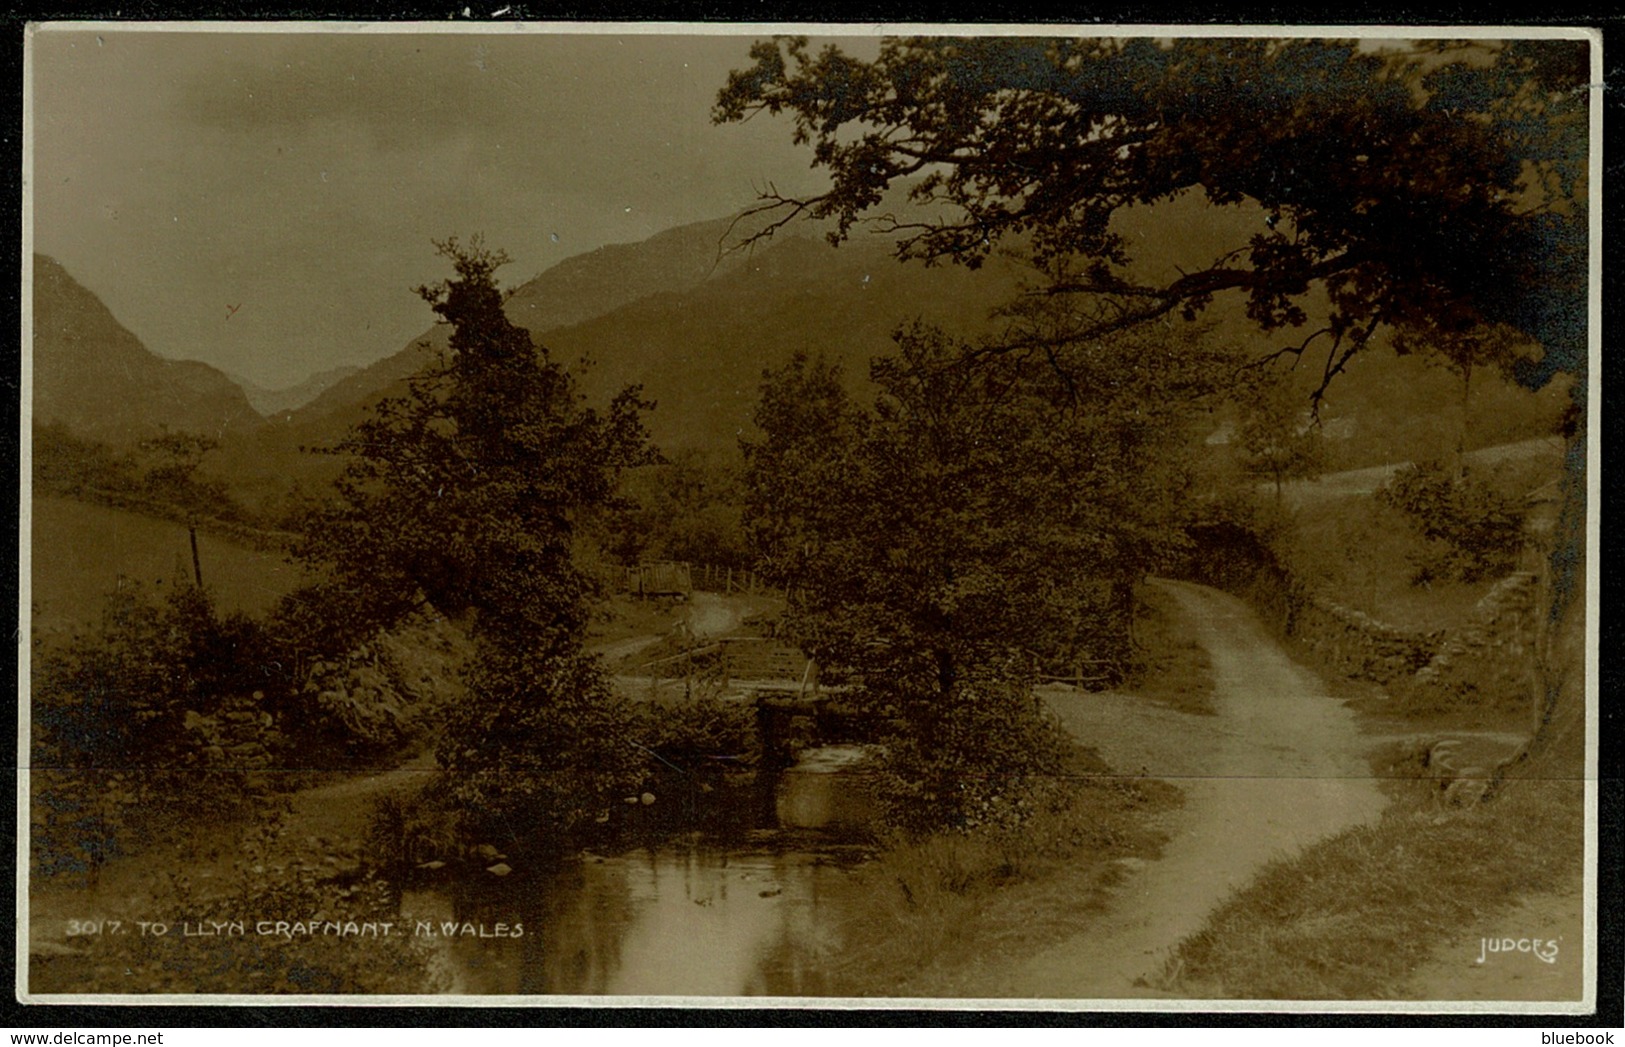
[28,27,843,389]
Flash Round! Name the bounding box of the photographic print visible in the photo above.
[18,23,1599,1009]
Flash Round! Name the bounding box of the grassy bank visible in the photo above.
[30,494,304,641]
[811,745,1180,997]
[1164,766,1583,999]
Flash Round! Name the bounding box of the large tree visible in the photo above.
[290,238,654,847]
[717,35,1592,778]
[714,36,1588,401]
[744,325,1224,830]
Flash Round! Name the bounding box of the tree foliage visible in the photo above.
[743,325,1224,830]
[1376,460,1528,583]
[290,238,654,851]
[1233,372,1326,504]
[293,238,652,656]
[138,430,224,517]
[715,36,1588,398]
[594,449,751,570]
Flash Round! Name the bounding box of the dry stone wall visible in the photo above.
[1406,571,1540,712]
[184,696,281,783]
[1291,596,1441,686]
[1288,572,1540,713]
[177,610,471,777]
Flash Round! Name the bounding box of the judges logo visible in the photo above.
[1476,935,1559,964]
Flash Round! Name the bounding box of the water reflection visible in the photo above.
[401,746,877,996]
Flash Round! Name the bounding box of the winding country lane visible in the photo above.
[990,579,1388,999]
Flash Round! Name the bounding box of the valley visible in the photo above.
[21,29,1594,1010]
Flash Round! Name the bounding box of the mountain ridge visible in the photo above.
[32,254,264,444]
[227,364,363,417]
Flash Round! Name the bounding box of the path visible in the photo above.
[990,579,1387,998]
[1282,436,1562,507]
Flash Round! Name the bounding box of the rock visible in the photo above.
[640,792,656,806]
[474,843,500,861]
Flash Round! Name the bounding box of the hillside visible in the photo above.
[31,255,264,443]
[269,191,1301,455]
[232,216,1031,477]
[289,212,759,427]
[208,192,1568,498]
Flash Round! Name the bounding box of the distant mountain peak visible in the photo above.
[32,254,264,444]
[226,364,364,416]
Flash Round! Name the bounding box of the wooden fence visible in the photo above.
[691,563,767,595]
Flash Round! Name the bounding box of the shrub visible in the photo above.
[366,787,466,877]
[1377,460,1527,583]
[871,664,1072,836]
[638,694,760,760]
[30,584,284,881]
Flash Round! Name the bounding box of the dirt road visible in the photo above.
[990,579,1387,998]
[1282,436,1563,506]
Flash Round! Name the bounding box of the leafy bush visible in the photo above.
[638,694,759,760]
[35,585,275,760]
[1377,460,1527,583]
[367,787,467,877]
[433,650,649,858]
[871,665,1072,835]
[31,811,441,994]
[31,584,285,881]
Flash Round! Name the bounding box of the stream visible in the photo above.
[398,744,877,996]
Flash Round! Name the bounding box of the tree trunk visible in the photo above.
[188,523,203,588]
[935,649,956,702]
[1455,362,1472,481]
[1489,430,1586,798]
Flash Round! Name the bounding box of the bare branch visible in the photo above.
[1249,326,1335,371]
[1309,315,1383,413]
[715,187,830,262]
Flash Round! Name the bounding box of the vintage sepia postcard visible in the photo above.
[17,22,1601,1011]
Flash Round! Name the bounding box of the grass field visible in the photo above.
[28,494,306,641]
[1275,450,1562,634]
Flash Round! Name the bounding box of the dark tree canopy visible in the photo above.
[742,328,1224,829]
[288,239,654,848]
[715,36,1589,396]
[292,238,653,659]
